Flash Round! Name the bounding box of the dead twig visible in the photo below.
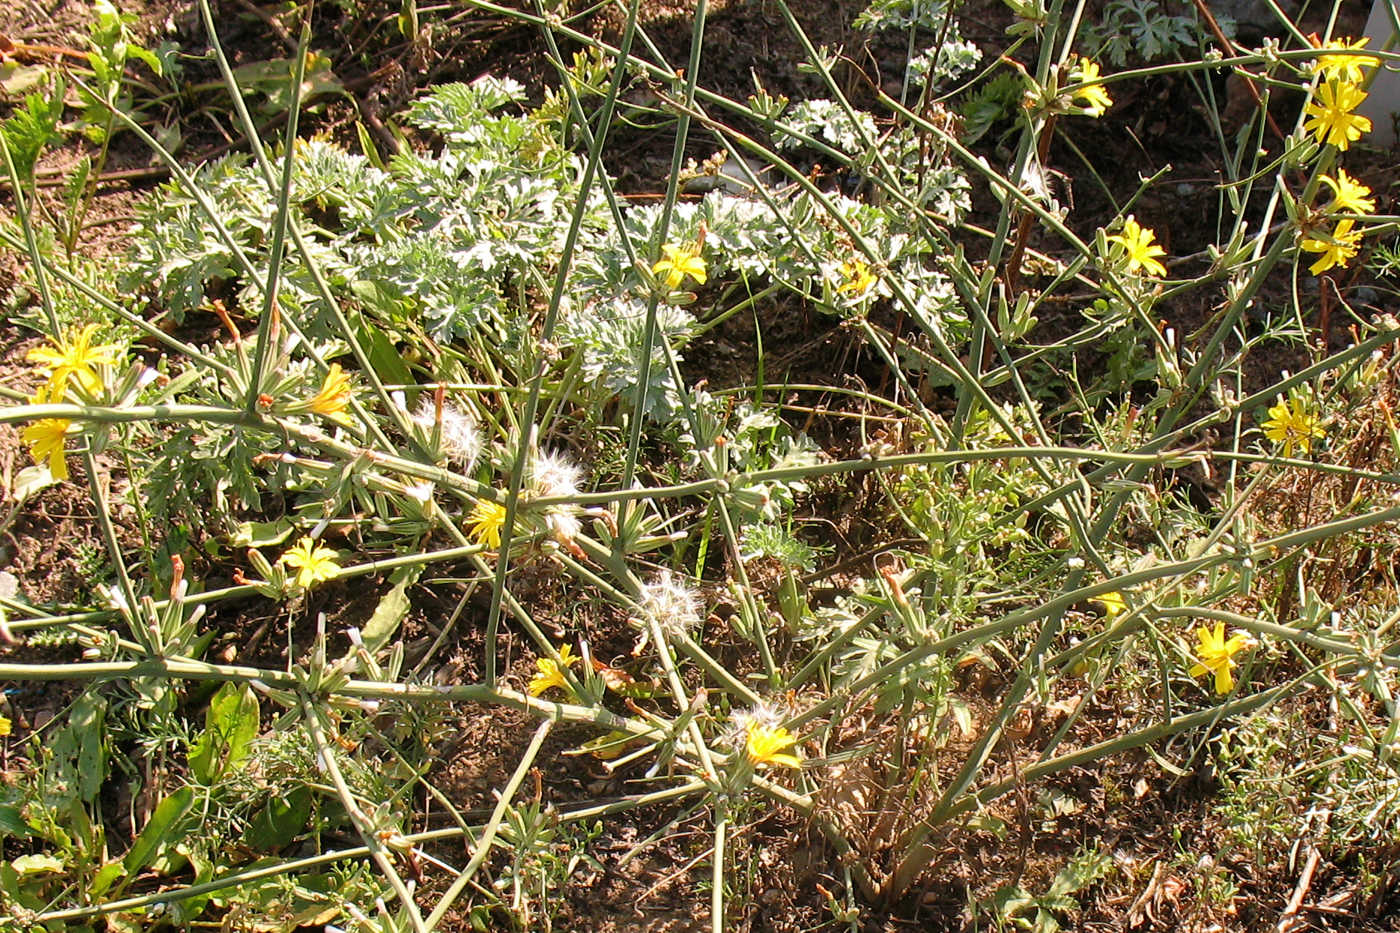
[1276,844,1321,932]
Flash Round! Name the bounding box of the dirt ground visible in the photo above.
[3,0,1400,930]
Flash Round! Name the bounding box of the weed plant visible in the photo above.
[2,0,1400,929]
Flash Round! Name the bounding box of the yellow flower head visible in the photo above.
[1319,169,1375,215]
[652,242,707,290]
[307,364,354,425]
[1313,36,1380,84]
[1090,591,1127,619]
[1188,622,1254,695]
[745,721,802,769]
[0,716,11,737]
[1303,79,1372,151]
[279,536,341,588]
[1259,398,1325,457]
[27,324,119,397]
[21,418,72,481]
[528,643,579,697]
[468,498,508,550]
[1299,218,1363,276]
[1070,59,1112,117]
[836,259,877,297]
[1107,216,1168,277]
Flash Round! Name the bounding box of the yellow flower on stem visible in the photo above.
[1188,623,1254,695]
[652,243,707,290]
[1260,398,1325,456]
[279,536,341,588]
[1319,169,1374,215]
[1313,36,1380,84]
[26,324,119,397]
[1070,59,1112,117]
[1302,80,1372,151]
[1090,591,1127,619]
[528,643,579,697]
[836,259,877,297]
[1107,216,1168,277]
[21,418,72,481]
[468,498,508,550]
[745,721,803,769]
[1299,218,1363,275]
[307,363,354,425]
[0,716,11,737]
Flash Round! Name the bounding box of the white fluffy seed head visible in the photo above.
[545,508,582,545]
[531,449,584,499]
[724,703,783,752]
[636,570,702,639]
[414,399,482,470]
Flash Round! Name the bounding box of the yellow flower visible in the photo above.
[528,643,579,697]
[279,536,341,588]
[0,716,11,737]
[745,721,802,769]
[26,324,119,397]
[1070,59,1112,117]
[21,418,71,481]
[1259,398,1325,457]
[1303,80,1372,151]
[1188,623,1254,695]
[1319,169,1374,215]
[1300,218,1363,275]
[307,364,354,425]
[468,498,508,549]
[1314,36,1379,84]
[1107,216,1168,277]
[1090,591,1127,619]
[652,243,707,290]
[836,259,877,297]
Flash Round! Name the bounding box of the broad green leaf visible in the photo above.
[49,691,108,804]
[353,314,413,391]
[11,853,63,875]
[90,861,126,897]
[189,683,260,784]
[230,518,293,548]
[123,786,194,874]
[360,566,420,654]
[0,806,26,838]
[243,786,312,851]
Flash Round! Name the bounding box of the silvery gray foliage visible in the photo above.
[122,68,972,420]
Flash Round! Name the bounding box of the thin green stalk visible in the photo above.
[480,0,644,685]
[244,14,311,412]
[0,130,60,334]
[299,694,429,933]
[425,719,553,927]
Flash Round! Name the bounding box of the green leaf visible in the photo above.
[0,805,28,838]
[189,683,260,784]
[361,566,420,654]
[11,853,63,875]
[90,861,127,897]
[123,786,194,875]
[230,518,294,548]
[243,786,312,851]
[2,83,66,180]
[353,314,413,391]
[52,691,108,803]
